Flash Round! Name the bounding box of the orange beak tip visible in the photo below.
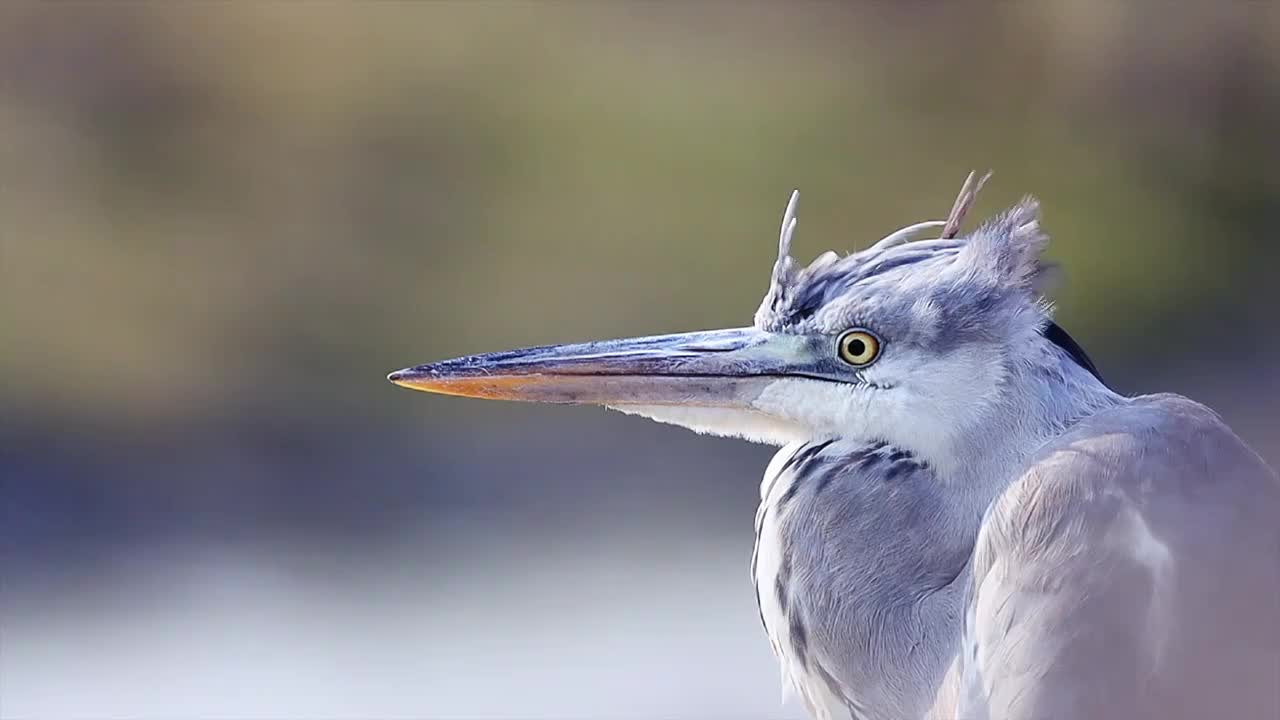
[386,368,541,401]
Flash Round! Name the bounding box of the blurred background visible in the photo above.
[2,2,1278,718]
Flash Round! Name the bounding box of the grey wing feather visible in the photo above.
[955,394,1280,720]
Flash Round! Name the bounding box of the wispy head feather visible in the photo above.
[754,172,1056,348]
[958,195,1050,295]
[941,170,992,239]
[758,189,801,324]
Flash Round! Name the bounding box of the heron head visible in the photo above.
[390,178,1103,458]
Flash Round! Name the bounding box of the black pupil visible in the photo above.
[846,337,866,357]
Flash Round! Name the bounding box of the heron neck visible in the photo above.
[919,351,1123,719]
[768,341,1124,720]
[945,343,1124,516]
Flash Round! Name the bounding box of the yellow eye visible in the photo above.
[837,330,881,367]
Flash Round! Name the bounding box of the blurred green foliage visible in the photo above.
[2,2,1277,428]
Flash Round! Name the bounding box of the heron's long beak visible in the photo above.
[388,327,803,407]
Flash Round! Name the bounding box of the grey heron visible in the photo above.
[388,174,1280,720]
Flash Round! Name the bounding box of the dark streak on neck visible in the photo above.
[1042,321,1105,385]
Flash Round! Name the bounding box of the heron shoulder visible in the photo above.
[976,392,1278,572]
[957,393,1280,719]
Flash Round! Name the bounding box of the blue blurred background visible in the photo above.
[2,3,1278,718]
